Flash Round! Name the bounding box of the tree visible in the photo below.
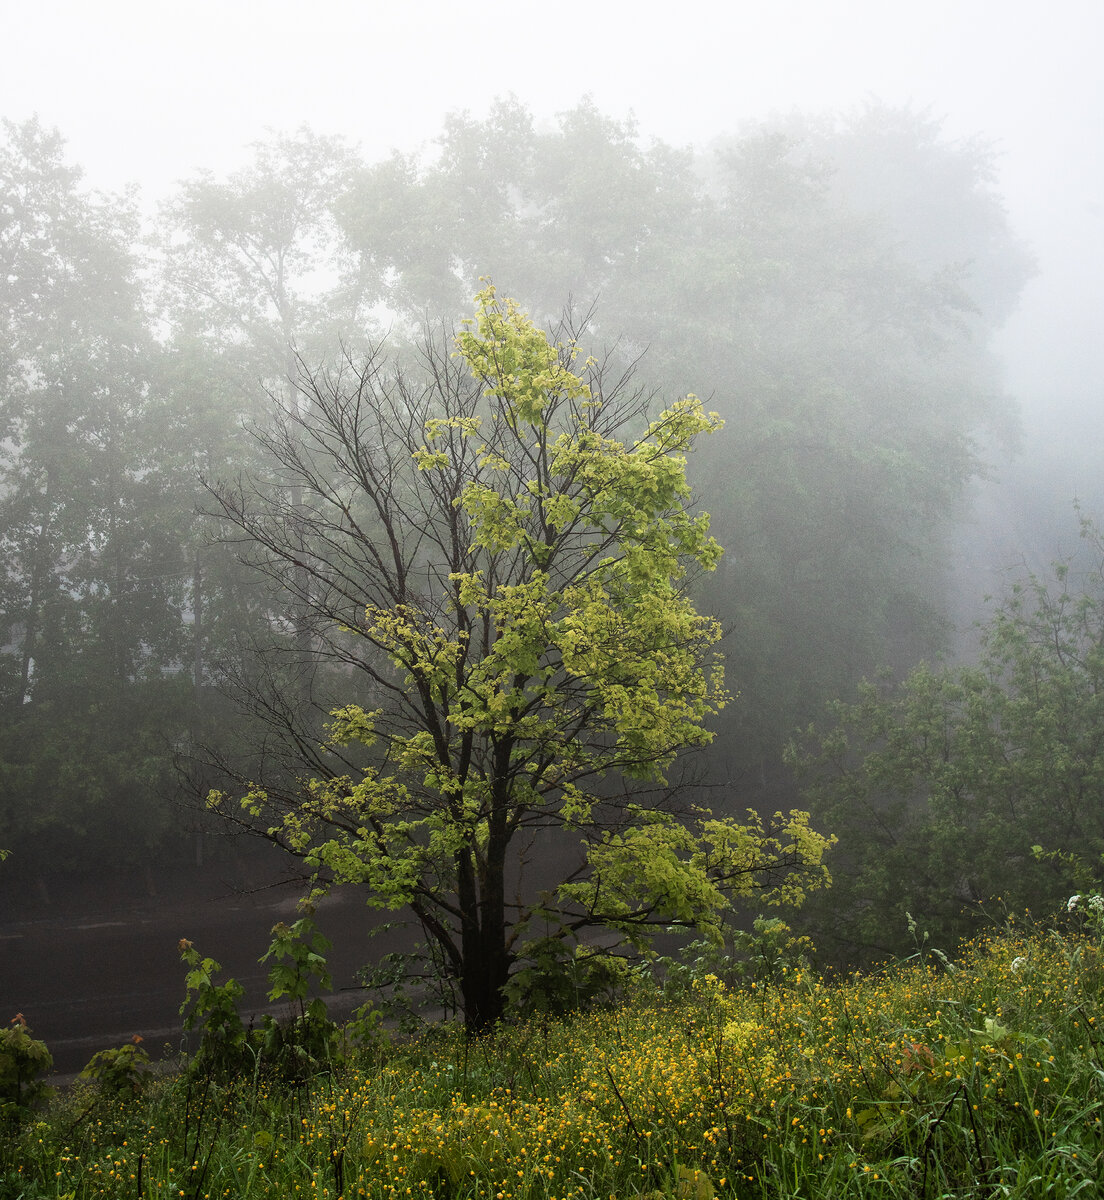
[337,99,1033,785]
[156,126,366,390]
[208,287,833,1029]
[0,118,158,706]
[788,514,1104,961]
[0,119,190,872]
[153,128,374,791]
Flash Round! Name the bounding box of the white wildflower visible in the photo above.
[1068,894,1083,912]
[1010,956,1027,973]
[1089,894,1104,913]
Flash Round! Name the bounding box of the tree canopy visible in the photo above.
[208,287,833,1028]
[788,515,1104,960]
[339,98,1034,773]
[0,118,186,868]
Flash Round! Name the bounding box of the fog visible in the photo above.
[8,0,1101,577]
[4,0,1104,1059]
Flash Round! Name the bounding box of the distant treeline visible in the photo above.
[0,100,1032,903]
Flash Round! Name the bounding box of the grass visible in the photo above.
[4,919,1104,1199]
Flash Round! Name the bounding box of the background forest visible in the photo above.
[0,95,1085,967]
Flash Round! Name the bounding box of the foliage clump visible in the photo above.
[80,1036,152,1097]
[177,911,368,1086]
[0,1013,52,1119]
[790,515,1104,959]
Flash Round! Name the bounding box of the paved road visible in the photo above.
[0,854,400,1078]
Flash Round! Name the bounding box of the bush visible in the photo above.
[0,1013,52,1118]
[80,1036,153,1097]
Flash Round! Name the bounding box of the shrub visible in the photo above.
[80,1035,153,1097]
[0,1013,52,1118]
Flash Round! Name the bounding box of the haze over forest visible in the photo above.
[3,0,1104,994]
[5,3,1099,595]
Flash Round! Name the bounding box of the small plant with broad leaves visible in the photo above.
[649,915,814,1000]
[178,938,248,1077]
[0,1013,52,1119]
[79,1035,152,1096]
[356,932,461,1035]
[903,910,956,973]
[256,910,344,1082]
[503,937,632,1018]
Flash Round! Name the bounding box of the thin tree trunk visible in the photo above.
[193,551,203,707]
[17,491,52,711]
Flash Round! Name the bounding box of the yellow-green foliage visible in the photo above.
[211,288,738,896]
[209,285,833,1032]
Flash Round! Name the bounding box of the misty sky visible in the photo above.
[5,2,1097,212]
[5,0,1103,501]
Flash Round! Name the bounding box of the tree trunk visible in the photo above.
[459,930,511,1032]
[193,552,203,707]
[456,843,512,1031]
[17,503,51,711]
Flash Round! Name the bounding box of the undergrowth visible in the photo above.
[3,910,1104,1199]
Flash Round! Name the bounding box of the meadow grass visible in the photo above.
[4,921,1103,1199]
